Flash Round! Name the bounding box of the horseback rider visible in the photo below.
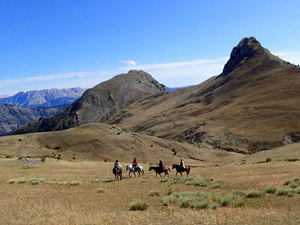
[113,160,122,173]
[180,158,186,170]
[158,160,164,173]
[132,157,138,170]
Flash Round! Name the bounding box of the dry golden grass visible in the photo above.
[1,157,300,225]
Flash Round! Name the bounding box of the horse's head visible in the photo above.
[172,164,176,169]
[149,166,153,171]
[126,165,129,171]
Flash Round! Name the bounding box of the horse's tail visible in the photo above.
[187,166,191,175]
[168,167,171,171]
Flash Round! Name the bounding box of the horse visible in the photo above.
[126,165,144,178]
[149,166,170,178]
[172,164,191,177]
[113,167,122,181]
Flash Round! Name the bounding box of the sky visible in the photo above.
[1,0,300,96]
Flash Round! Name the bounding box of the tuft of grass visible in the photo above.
[22,165,30,169]
[245,190,265,198]
[160,178,169,183]
[97,188,105,193]
[129,200,149,211]
[8,178,45,185]
[212,183,222,189]
[186,178,207,187]
[289,183,298,189]
[70,181,81,186]
[162,194,177,206]
[276,188,296,197]
[264,186,277,194]
[148,190,161,197]
[284,180,292,186]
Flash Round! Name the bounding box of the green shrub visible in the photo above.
[160,178,169,183]
[97,188,105,193]
[162,195,177,206]
[284,180,292,186]
[276,188,296,197]
[186,178,207,187]
[264,186,277,194]
[129,200,149,211]
[289,183,298,189]
[22,165,30,169]
[212,183,222,189]
[245,190,265,198]
[70,181,81,186]
[148,190,161,197]
[163,191,244,210]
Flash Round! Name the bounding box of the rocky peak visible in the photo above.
[220,37,265,76]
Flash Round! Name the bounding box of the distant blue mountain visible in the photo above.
[0,87,86,108]
[165,85,194,91]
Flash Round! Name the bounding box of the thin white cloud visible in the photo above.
[119,59,137,66]
[0,57,228,95]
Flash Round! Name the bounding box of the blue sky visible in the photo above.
[1,0,300,95]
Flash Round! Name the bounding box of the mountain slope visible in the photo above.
[0,104,68,136]
[0,87,86,108]
[107,37,300,153]
[14,70,166,134]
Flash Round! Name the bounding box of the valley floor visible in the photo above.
[1,157,300,225]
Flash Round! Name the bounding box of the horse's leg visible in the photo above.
[180,172,183,177]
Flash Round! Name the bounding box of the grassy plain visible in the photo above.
[1,157,300,225]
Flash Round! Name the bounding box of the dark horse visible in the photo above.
[172,164,191,177]
[113,167,122,181]
[149,166,170,178]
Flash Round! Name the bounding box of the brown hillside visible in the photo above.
[0,123,242,166]
[107,37,300,153]
[14,70,165,134]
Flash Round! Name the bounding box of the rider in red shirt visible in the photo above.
[132,157,138,169]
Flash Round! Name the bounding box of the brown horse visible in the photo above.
[113,167,122,181]
[172,164,191,177]
[149,166,170,178]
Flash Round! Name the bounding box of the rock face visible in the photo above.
[14,70,166,134]
[220,37,265,76]
[0,104,68,136]
[0,88,86,108]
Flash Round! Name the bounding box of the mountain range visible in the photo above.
[0,87,86,108]
[0,87,86,135]
[11,37,300,156]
